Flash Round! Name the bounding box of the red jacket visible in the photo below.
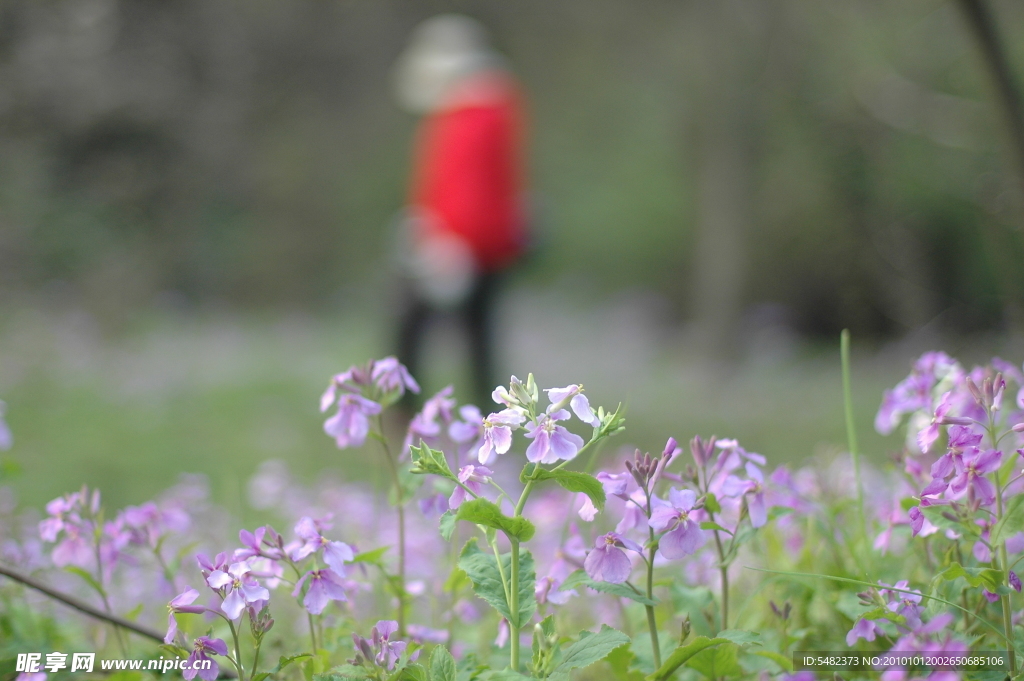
[410,71,527,273]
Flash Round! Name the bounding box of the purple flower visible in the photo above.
[234,527,282,561]
[476,408,525,465]
[352,621,409,671]
[164,587,205,644]
[371,357,420,395]
[290,517,355,574]
[584,532,643,584]
[206,562,271,620]
[183,636,228,681]
[449,465,493,509]
[917,392,954,454]
[323,393,382,449]
[524,409,584,464]
[0,400,11,450]
[649,488,707,559]
[545,385,600,427]
[293,569,347,614]
[449,404,484,454]
[536,575,576,605]
[846,617,882,645]
[949,449,1002,505]
[1012,571,1022,592]
[720,463,768,527]
[405,386,457,451]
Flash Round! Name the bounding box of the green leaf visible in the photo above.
[703,493,721,514]
[993,495,1024,546]
[439,511,457,541]
[548,625,630,679]
[921,505,980,536]
[699,521,733,535]
[252,674,271,681]
[528,469,606,511]
[64,566,104,595]
[859,606,906,626]
[715,629,761,647]
[428,646,457,681]
[274,654,314,673]
[397,663,428,681]
[315,664,371,680]
[409,443,457,481]
[751,651,793,673]
[560,569,657,606]
[458,539,536,627]
[454,498,536,542]
[352,546,389,565]
[480,671,532,681]
[937,562,1003,590]
[646,637,728,681]
[687,642,741,679]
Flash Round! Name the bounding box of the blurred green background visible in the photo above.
[2,0,1024,510]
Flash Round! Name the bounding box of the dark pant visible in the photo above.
[396,273,500,409]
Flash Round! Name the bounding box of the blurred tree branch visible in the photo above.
[956,0,1024,329]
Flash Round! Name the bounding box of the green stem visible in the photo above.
[645,533,662,669]
[227,619,246,680]
[840,329,866,540]
[990,414,1017,675]
[374,418,407,636]
[250,641,262,681]
[712,529,729,631]
[510,539,521,671]
[307,611,317,653]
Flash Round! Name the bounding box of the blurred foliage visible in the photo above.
[0,0,1023,336]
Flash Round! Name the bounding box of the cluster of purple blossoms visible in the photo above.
[874,354,1024,536]
[321,357,420,449]
[575,434,778,587]
[38,487,125,578]
[351,620,415,672]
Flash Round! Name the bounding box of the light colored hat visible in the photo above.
[393,14,501,114]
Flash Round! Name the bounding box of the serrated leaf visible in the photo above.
[352,546,389,565]
[275,654,314,673]
[921,505,980,536]
[993,495,1024,546]
[454,498,535,542]
[429,646,456,681]
[410,443,457,480]
[715,629,761,647]
[397,663,428,681]
[937,562,1003,590]
[646,637,728,681]
[687,641,741,679]
[751,651,793,672]
[560,569,657,606]
[549,625,630,678]
[528,469,606,511]
[439,511,457,541]
[458,539,536,627]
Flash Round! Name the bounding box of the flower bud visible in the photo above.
[966,377,984,405]
[680,616,691,644]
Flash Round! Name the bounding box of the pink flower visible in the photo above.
[584,532,642,584]
[323,393,382,449]
[206,562,271,620]
[524,410,584,464]
[293,569,347,614]
[649,488,706,559]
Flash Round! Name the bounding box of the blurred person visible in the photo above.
[391,14,529,408]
